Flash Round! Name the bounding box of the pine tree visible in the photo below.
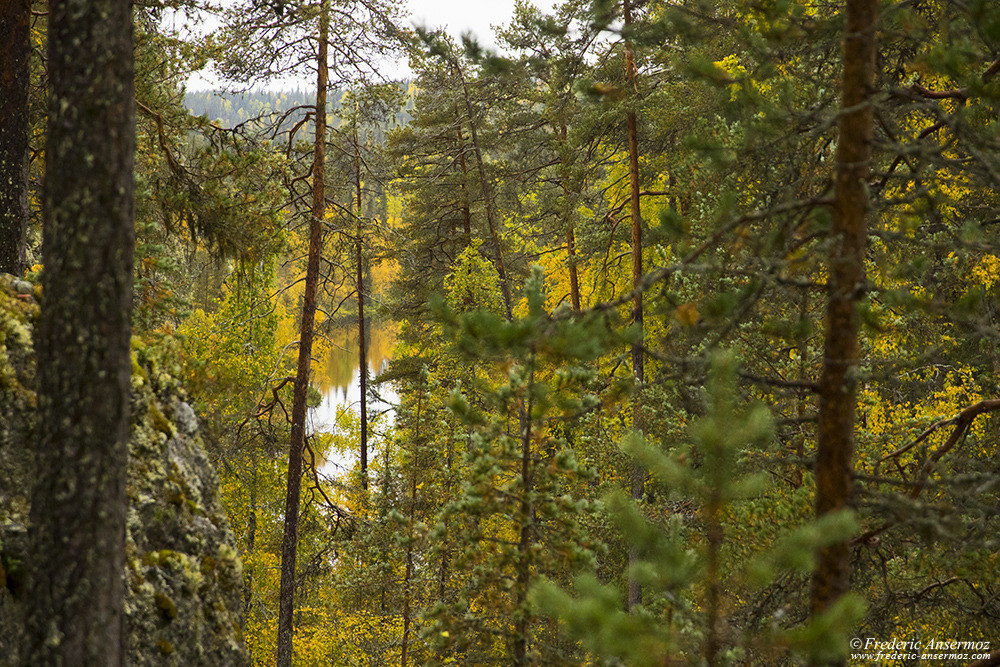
[276,0,329,661]
[811,0,878,633]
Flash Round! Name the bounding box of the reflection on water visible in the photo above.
[310,322,398,477]
[311,323,398,400]
[310,360,399,433]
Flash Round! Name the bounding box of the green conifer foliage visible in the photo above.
[534,353,865,665]
[426,267,610,665]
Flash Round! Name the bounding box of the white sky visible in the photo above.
[407,0,557,51]
[409,0,506,48]
[185,0,558,90]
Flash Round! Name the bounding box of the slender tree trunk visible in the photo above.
[0,0,30,275]
[276,1,328,663]
[354,118,369,491]
[556,123,581,311]
[244,456,258,621]
[377,440,393,613]
[704,487,722,667]
[437,419,456,601]
[565,220,581,312]
[356,237,368,490]
[455,110,472,240]
[454,59,513,320]
[400,478,416,666]
[811,0,877,628]
[401,384,423,667]
[623,0,645,612]
[24,0,135,662]
[512,360,536,665]
[793,291,809,488]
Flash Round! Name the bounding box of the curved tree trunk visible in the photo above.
[455,109,473,240]
[556,123,582,312]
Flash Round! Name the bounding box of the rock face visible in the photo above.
[0,276,249,666]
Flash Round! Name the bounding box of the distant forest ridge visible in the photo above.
[184,86,415,130]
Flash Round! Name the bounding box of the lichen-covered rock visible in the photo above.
[0,275,248,666]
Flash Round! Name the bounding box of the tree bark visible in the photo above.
[0,0,30,274]
[400,383,423,667]
[556,123,581,312]
[454,59,513,320]
[244,458,258,626]
[512,360,536,665]
[24,0,135,662]
[276,0,328,662]
[566,223,581,311]
[623,0,645,612]
[455,110,472,240]
[811,0,877,626]
[354,122,368,491]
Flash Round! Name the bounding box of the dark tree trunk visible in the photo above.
[276,0,328,663]
[556,123,581,312]
[24,0,135,662]
[0,0,30,274]
[455,59,513,320]
[355,128,368,491]
[244,457,258,625]
[512,379,535,666]
[400,384,422,667]
[437,421,456,602]
[811,0,877,628]
[704,488,722,667]
[455,111,472,240]
[623,0,645,612]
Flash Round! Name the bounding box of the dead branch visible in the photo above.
[910,399,1000,498]
[856,399,1000,545]
[136,99,183,177]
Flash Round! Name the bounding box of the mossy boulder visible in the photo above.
[0,275,248,666]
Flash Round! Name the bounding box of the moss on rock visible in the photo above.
[0,275,249,666]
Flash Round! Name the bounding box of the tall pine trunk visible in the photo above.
[811,0,877,626]
[623,0,645,611]
[0,0,30,274]
[276,0,329,662]
[455,109,472,240]
[25,0,135,661]
[455,59,513,320]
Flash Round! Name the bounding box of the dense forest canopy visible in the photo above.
[2,0,1000,664]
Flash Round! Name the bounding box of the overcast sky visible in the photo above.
[408,0,515,50]
[186,0,558,90]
